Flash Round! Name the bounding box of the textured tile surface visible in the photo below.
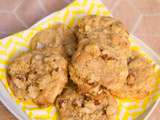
[112,0,140,32]
[41,0,72,14]
[0,0,159,120]
[0,0,21,11]
[131,0,160,14]
[0,12,25,33]
[135,15,160,36]
[15,0,47,26]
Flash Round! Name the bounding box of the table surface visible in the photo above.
[0,0,160,119]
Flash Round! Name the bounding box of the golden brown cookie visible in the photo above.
[69,39,128,96]
[30,24,77,58]
[111,50,156,99]
[75,15,130,58]
[56,85,118,120]
[8,48,68,107]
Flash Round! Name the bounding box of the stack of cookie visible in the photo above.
[7,15,156,120]
[69,16,156,100]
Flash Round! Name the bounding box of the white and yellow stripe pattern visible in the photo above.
[0,0,159,119]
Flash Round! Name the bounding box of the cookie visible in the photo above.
[75,15,130,58]
[8,48,68,107]
[56,85,118,120]
[69,39,128,96]
[111,50,156,99]
[30,24,77,58]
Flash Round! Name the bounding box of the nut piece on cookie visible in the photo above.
[30,24,77,58]
[8,48,68,107]
[111,50,156,99]
[56,85,118,120]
